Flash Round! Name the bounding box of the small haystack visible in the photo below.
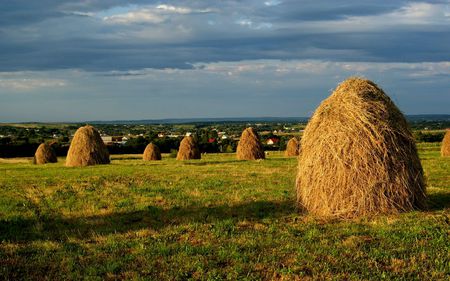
[296,77,426,218]
[143,143,162,161]
[236,127,265,160]
[441,130,450,157]
[285,137,300,157]
[65,125,110,167]
[33,143,57,164]
[176,136,201,160]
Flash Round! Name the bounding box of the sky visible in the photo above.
[0,0,449,122]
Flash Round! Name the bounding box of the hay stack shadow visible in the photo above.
[65,125,110,167]
[296,77,426,219]
[236,127,265,160]
[177,136,201,160]
[143,143,162,161]
[33,142,58,164]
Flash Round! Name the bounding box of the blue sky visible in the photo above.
[0,0,449,122]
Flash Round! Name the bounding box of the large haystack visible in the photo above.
[236,127,265,160]
[33,143,57,164]
[176,136,201,160]
[65,125,110,167]
[441,130,450,157]
[143,143,162,161]
[285,137,300,157]
[296,77,426,218]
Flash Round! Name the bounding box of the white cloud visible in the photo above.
[102,4,215,24]
[236,19,273,30]
[264,0,282,7]
[103,8,165,24]
[156,4,193,14]
[156,4,215,14]
[0,79,66,91]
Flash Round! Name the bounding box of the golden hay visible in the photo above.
[296,77,426,218]
[143,143,162,161]
[33,143,57,164]
[441,130,450,157]
[65,125,110,167]
[236,127,265,160]
[176,136,201,160]
[285,137,300,157]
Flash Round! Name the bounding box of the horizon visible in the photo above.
[2,113,450,125]
[1,1,449,122]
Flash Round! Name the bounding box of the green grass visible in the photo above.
[0,143,449,280]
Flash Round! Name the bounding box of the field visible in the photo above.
[0,143,449,280]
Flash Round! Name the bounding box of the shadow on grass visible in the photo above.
[0,200,295,242]
[427,190,450,210]
[182,160,243,165]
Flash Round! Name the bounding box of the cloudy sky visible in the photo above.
[0,0,449,122]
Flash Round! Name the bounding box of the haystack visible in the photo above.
[65,125,110,167]
[176,136,201,160]
[296,77,426,218]
[236,127,265,160]
[285,137,300,157]
[441,130,450,157]
[33,143,57,164]
[143,143,162,161]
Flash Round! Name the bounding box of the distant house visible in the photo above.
[158,133,165,138]
[101,136,124,145]
[266,137,280,145]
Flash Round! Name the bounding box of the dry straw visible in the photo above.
[441,130,450,157]
[143,143,162,160]
[65,125,110,167]
[33,143,57,164]
[296,77,426,218]
[236,127,265,160]
[176,136,201,160]
[285,137,300,157]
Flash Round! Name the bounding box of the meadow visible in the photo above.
[0,143,449,280]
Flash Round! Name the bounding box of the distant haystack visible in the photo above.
[441,130,450,157]
[143,143,162,161]
[285,137,300,157]
[296,77,426,218]
[33,143,57,164]
[236,127,265,160]
[65,125,110,167]
[176,136,201,160]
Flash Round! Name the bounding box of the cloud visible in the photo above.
[103,9,165,24]
[0,1,448,72]
[0,78,66,91]
[264,1,283,7]
[156,4,215,14]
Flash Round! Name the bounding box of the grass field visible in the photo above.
[0,143,449,280]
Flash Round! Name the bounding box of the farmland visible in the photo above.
[0,143,449,280]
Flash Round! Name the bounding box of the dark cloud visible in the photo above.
[0,1,448,71]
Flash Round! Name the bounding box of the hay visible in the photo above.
[176,136,201,160]
[441,130,450,157]
[65,125,110,167]
[143,143,162,160]
[285,137,300,157]
[296,77,426,218]
[236,127,265,160]
[33,143,57,164]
